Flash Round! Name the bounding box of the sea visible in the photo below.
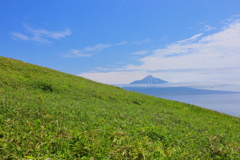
[158,94,240,117]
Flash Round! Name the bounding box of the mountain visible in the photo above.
[128,75,239,96]
[1,56,240,159]
[130,75,168,84]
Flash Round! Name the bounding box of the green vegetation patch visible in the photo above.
[0,56,240,159]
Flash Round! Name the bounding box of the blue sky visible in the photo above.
[1,0,240,87]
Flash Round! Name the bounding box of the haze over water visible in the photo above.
[120,82,240,117]
[159,94,240,117]
[158,84,240,117]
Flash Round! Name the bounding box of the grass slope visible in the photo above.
[0,56,240,159]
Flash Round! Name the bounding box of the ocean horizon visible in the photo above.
[158,93,240,117]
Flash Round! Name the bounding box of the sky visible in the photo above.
[1,0,240,88]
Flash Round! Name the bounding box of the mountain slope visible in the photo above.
[0,56,240,159]
[130,75,168,84]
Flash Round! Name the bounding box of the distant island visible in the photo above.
[124,75,239,96]
[130,75,168,84]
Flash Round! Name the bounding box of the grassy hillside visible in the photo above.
[0,56,239,159]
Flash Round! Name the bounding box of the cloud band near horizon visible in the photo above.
[78,19,240,85]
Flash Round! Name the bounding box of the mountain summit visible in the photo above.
[130,75,168,84]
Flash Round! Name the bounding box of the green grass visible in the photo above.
[0,56,240,159]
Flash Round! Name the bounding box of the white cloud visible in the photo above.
[125,21,240,71]
[79,19,240,85]
[79,71,149,84]
[12,24,71,44]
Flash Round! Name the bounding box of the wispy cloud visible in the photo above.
[202,25,215,31]
[63,39,152,58]
[116,41,128,45]
[123,20,240,71]
[175,33,203,44]
[132,39,151,45]
[63,44,111,58]
[83,44,111,52]
[131,50,149,55]
[79,19,240,84]
[12,32,30,41]
[11,24,71,44]
[63,49,92,58]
